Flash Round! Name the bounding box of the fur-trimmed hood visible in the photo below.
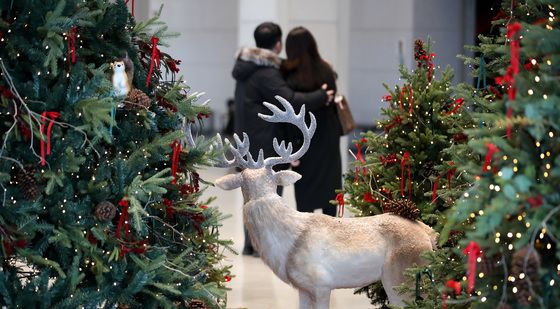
[232,47,282,81]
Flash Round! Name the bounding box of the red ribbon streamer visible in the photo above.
[117,199,130,240]
[447,162,456,189]
[171,141,182,184]
[145,36,161,87]
[124,0,135,17]
[496,22,521,139]
[400,152,411,198]
[463,241,482,294]
[432,175,440,204]
[443,279,462,309]
[447,98,465,115]
[335,193,345,217]
[482,143,500,173]
[40,111,60,166]
[408,85,413,114]
[67,27,77,64]
[354,143,366,183]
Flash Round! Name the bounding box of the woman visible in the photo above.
[281,26,341,217]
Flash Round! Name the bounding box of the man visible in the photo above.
[232,22,332,256]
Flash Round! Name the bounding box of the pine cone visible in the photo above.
[125,88,151,110]
[383,199,420,221]
[414,39,427,61]
[420,161,439,178]
[478,254,501,276]
[94,201,116,221]
[13,166,41,200]
[511,246,541,305]
[186,299,207,309]
[496,303,511,309]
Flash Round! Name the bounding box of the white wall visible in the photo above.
[349,0,475,126]
[143,0,239,132]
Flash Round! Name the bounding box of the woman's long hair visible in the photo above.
[282,26,335,92]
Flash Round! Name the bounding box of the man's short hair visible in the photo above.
[254,22,282,50]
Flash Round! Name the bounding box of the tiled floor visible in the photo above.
[199,167,374,309]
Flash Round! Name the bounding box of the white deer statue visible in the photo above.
[196,96,437,309]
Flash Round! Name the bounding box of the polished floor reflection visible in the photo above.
[199,167,374,309]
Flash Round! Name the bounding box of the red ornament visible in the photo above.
[87,233,98,245]
[224,275,232,282]
[382,94,392,102]
[528,195,543,208]
[452,133,468,143]
[200,205,208,209]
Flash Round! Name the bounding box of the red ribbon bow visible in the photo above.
[119,240,148,257]
[335,193,345,217]
[418,53,437,81]
[363,192,378,203]
[482,143,500,173]
[443,279,462,309]
[116,199,130,240]
[145,36,161,87]
[384,115,402,132]
[447,98,465,115]
[162,198,175,218]
[463,241,482,294]
[124,0,135,17]
[400,152,411,198]
[380,153,398,166]
[40,111,60,166]
[171,141,182,184]
[67,27,77,64]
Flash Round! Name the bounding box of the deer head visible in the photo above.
[193,96,316,200]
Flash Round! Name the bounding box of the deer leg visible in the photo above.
[310,288,331,309]
[381,257,406,307]
[298,290,312,309]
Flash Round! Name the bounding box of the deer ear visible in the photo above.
[274,170,302,186]
[215,173,242,190]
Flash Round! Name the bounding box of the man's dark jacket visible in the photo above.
[232,47,327,161]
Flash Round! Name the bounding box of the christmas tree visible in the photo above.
[436,0,560,308]
[0,1,232,308]
[340,40,475,307]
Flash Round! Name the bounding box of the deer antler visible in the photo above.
[202,96,316,170]
[259,95,316,168]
